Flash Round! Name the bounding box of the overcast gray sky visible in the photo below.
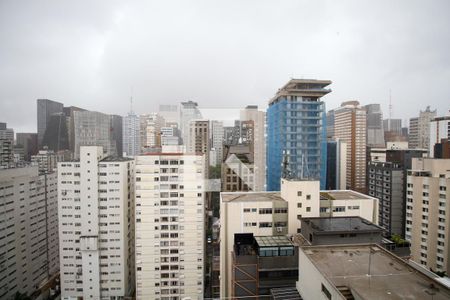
[1,0,449,132]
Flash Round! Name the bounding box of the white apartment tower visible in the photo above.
[58,146,135,299]
[0,167,59,299]
[405,158,450,273]
[123,111,141,156]
[135,153,205,300]
[240,105,266,191]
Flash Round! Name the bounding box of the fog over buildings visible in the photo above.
[1,0,450,132]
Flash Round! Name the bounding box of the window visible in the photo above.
[306,195,311,200]
[321,284,331,300]
[306,207,311,212]
[297,203,302,208]
[259,208,272,214]
[297,191,302,196]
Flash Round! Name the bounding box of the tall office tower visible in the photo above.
[37,99,64,147]
[365,104,385,147]
[41,112,70,152]
[73,111,117,159]
[123,110,141,156]
[31,148,64,174]
[267,79,331,191]
[180,101,202,145]
[405,158,450,274]
[110,115,123,156]
[135,153,205,300]
[58,146,135,299]
[159,104,180,125]
[16,133,38,161]
[0,167,59,299]
[333,101,367,193]
[188,120,210,176]
[63,106,86,152]
[210,120,224,166]
[241,105,266,191]
[325,139,347,190]
[429,112,450,157]
[221,144,255,191]
[383,118,402,135]
[141,113,165,151]
[326,109,335,139]
[409,106,437,149]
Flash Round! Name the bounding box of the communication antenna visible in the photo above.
[389,89,392,120]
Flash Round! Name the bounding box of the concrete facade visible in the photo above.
[135,153,205,300]
[58,146,135,299]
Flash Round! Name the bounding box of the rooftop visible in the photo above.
[269,78,332,105]
[320,190,373,200]
[101,156,134,162]
[302,217,383,234]
[255,235,294,248]
[301,244,450,300]
[221,191,283,203]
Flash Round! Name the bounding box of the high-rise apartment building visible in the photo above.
[409,106,437,149]
[31,148,65,174]
[210,120,224,166]
[0,122,14,169]
[73,111,118,158]
[134,153,205,300]
[58,146,135,299]
[141,113,165,151]
[0,167,59,299]
[364,104,385,147]
[37,99,64,147]
[367,161,404,237]
[180,101,202,146]
[123,110,141,156]
[241,105,266,191]
[267,79,331,191]
[405,158,450,274]
[188,120,210,175]
[333,101,367,193]
[429,112,450,157]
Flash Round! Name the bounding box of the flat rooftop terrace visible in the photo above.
[221,191,282,203]
[302,244,450,299]
[320,190,373,200]
[302,217,383,234]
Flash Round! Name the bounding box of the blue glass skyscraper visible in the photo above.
[266,79,331,191]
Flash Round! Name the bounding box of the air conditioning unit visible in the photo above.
[276,227,283,233]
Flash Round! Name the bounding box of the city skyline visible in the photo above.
[1,1,450,132]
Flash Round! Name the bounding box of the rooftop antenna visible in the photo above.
[389,89,392,120]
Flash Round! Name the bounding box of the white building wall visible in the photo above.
[0,167,59,299]
[58,146,134,299]
[135,154,205,300]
